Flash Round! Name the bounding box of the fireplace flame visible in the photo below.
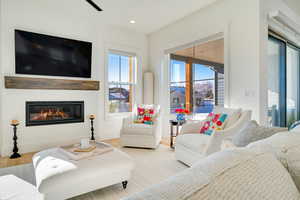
[31,109,69,121]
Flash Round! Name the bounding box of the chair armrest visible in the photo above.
[122,116,134,128]
[180,120,204,134]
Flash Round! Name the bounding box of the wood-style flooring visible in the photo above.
[0,137,172,168]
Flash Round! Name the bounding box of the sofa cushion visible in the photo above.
[213,107,241,128]
[248,131,300,191]
[122,149,300,200]
[176,134,210,154]
[122,125,154,136]
[232,120,287,147]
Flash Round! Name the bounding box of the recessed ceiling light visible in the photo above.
[130,20,136,24]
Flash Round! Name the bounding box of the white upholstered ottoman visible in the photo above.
[0,175,44,200]
[33,147,134,200]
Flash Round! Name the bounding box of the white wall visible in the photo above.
[0,0,3,156]
[0,0,148,156]
[148,0,261,136]
[148,0,300,136]
[284,0,300,16]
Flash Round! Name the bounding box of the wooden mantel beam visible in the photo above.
[4,76,100,91]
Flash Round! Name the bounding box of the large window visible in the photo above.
[170,60,187,113]
[268,34,300,127]
[108,51,136,114]
[170,56,224,114]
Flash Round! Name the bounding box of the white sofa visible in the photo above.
[122,147,300,200]
[120,105,161,149]
[175,107,251,166]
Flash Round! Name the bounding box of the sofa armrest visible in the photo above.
[180,120,204,134]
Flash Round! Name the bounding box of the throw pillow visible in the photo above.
[200,112,228,135]
[232,120,288,147]
[213,107,242,128]
[134,104,155,125]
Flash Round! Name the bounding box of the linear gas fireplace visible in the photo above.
[26,101,84,126]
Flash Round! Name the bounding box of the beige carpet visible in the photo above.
[0,145,187,200]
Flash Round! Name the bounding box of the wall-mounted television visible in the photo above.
[15,30,92,78]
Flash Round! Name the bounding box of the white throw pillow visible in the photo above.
[248,131,300,191]
[232,120,287,147]
[213,106,242,128]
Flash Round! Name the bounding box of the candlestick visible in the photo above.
[89,115,95,140]
[89,114,96,120]
[10,122,21,159]
[11,120,19,126]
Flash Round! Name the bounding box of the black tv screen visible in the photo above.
[15,30,92,78]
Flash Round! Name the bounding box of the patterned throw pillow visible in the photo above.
[134,105,155,125]
[200,112,228,135]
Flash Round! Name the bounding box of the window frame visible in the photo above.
[105,49,137,118]
[169,54,224,115]
[268,32,300,127]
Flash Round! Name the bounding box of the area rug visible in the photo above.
[0,145,187,200]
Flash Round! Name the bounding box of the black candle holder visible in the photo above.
[90,117,95,141]
[10,124,21,159]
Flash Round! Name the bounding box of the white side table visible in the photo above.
[0,175,44,200]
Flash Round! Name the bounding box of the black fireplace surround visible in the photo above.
[26,101,84,126]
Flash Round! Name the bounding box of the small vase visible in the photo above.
[176,113,185,122]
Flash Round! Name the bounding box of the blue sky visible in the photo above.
[170,60,214,82]
[108,53,130,83]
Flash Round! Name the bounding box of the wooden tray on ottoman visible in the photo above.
[74,145,96,152]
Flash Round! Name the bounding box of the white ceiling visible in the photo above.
[94,0,218,34]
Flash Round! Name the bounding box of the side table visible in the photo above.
[169,120,186,149]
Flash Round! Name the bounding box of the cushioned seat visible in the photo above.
[33,147,134,200]
[122,124,155,136]
[176,134,210,153]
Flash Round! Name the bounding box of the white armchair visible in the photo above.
[120,106,161,149]
[175,107,252,166]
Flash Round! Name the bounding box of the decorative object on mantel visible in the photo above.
[10,120,21,159]
[89,114,96,140]
[4,76,100,91]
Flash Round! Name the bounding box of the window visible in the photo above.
[192,64,216,113]
[107,51,136,114]
[286,45,300,127]
[170,60,186,113]
[267,33,300,127]
[169,56,224,114]
[267,36,285,127]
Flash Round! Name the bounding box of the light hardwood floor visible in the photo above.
[0,138,172,168]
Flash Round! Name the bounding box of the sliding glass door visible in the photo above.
[267,36,286,127]
[268,34,300,127]
[286,45,300,127]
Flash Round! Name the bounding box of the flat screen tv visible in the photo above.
[15,30,92,78]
